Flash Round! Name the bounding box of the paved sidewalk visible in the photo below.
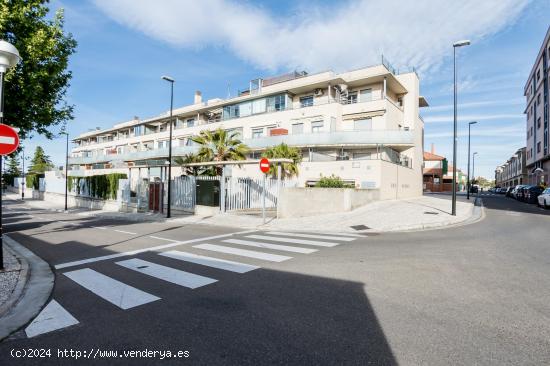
[0,247,23,311]
[7,193,480,233]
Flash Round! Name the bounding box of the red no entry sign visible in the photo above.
[0,124,19,155]
[259,158,270,173]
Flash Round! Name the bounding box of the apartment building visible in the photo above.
[69,63,428,199]
[495,147,527,188]
[525,26,550,185]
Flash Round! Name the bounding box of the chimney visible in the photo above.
[194,90,202,104]
[431,143,435,154]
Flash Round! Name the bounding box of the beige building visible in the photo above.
[69,63,428,200]
[525,26,550,185]
[495,147,527,188]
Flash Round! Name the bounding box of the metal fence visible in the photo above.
[224,177,297,211]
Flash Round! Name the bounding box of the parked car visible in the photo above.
[525,186,544,204]
[497,187,506,194]
[516,186,531,202]
[538,188,550,208]
[505,187,514,197]
[470,185,479,193]
[511,185,526,199]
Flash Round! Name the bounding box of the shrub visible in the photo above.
[68,173,127,199]
[314,175,354,188]
[25,174,42,190]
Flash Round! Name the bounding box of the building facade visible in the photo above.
[68,64,427,200]
[525,26,550,186]
[495,147,527,188]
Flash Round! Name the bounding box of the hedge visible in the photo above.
[68,173,127,200]
[25,174,43,190]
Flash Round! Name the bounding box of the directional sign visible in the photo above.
[0,124,19,155]
[259,158,270,173]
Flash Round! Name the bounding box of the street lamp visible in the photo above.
[161,75,174,218]
[0,40,21,270]
[452,39,471,215]
[60,131,69,211]
[472,152,478,190]
[467,121,477,200]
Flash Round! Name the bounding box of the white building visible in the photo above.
[69,63,428,200]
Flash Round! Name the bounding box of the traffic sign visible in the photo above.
[0,124,19,155]
[259,158,270,173]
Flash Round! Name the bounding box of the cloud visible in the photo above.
[91,0,529,72]
[423,113,524,123]
[425,125,525,139]
[427,98,524,112]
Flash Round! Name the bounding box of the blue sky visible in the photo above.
[20,0,550,179]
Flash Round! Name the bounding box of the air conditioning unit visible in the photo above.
[314,88,324,96]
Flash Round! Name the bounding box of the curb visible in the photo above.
[0,235,54,341]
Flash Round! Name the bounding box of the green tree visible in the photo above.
[191,128,249,175]
[3,152,21,186]
[0,1,77,139]
[174,153,216,176]
[28,146,53,174]
[262,143,302,179]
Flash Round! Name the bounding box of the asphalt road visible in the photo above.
[0,194,549,365]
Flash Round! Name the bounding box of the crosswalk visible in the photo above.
[25,230,363,338]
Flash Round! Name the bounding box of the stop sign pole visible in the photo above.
[259,158,270,224]
[0,124,19,270]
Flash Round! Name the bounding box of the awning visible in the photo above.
[342,110,385,120]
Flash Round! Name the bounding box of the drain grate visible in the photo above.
[424,211,439,215]
[350,224,370,230]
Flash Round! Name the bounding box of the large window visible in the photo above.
[223,105,239,120]
[354,118,372,130]
[347,92,358,104]
[292,123,304,135]
[300,95,314,107]
[267,94,286,112]
[537,142,541,153]
[133,125,143,136]
[186,118,195,128]
[311,121,323,133]
[359,89,372,102]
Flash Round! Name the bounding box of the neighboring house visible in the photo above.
[423,148,446,192]
[68,62,428,200]
[494,147,527,188]
[525,26,550,185]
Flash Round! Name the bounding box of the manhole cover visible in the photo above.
[350,224,370,230]
[424,211,439,215]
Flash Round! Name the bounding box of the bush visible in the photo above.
[25,174,42,190]
[314,175,354,188]
[68,173,127,200]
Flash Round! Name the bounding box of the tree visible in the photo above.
[262,143,302,179]
[3,152,21,186]
[0,1,77,139]
[174,153,215,176]
[191,128,249,175]
[28,146,53,174]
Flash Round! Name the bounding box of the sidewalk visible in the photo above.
[7,193,481,234]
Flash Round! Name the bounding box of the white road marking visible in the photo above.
[63,268,160,309]
[245,235,338,247]
[113,229,137,235]
[116,258,217,289]
[149,236,176,242]
[25,300,79,338]
[265,231,356,241]
[223,238,317,254]
[91,226,107,230]
[194,244,292,262]
[159,250,258,273]
[54,230,257,269]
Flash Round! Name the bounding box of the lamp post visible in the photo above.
[62,131,69,211]
[161,75,174,218]
[472,152,478,190]
[452,39,471,215]
[467,121,477,200]
[0,40,21,270]
[21,146,25,200]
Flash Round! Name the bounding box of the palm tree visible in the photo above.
[190,128,249,175]
[262,143,302,179]
[174,153,215,176]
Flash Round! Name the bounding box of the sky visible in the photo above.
[19,0,550,179]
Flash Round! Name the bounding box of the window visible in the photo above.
[266,125,276,136]
[252,98,266,114]
[158,140,168,149]
[537,70,540,82]
[311,121,323,133]
[133,125,143,136]
[537,142,541,153]
[538,117,542,129]
[354,118,372,130]
[223,104,239,120]
[252,128,264,139]
[347,92,358,104]
[538,94,541,104]
[186,118,195,128]
[266,94,286,112]
[239,101,252,117]
[300,95,314,108]
[359,89,372,102]
[292,123,304,135]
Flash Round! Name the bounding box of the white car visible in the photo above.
[538,188,550,208]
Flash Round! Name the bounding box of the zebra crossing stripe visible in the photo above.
[64,268,160,309]
[159,251,259,273]
[265,231,356,242]
[223,239,317,254]
[245,235,338,247]
[25,300,79,338]
[116,258,217,289]
[194,244,292,262]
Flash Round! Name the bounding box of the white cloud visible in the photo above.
[92,0,529,72]
[423,113,524,123]
[427,98,524,112]
[425,125,524,139]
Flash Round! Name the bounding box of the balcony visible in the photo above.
[243,129,414,150]
[69,146,199,165]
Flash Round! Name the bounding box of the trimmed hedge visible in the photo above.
[68,173,127,200]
